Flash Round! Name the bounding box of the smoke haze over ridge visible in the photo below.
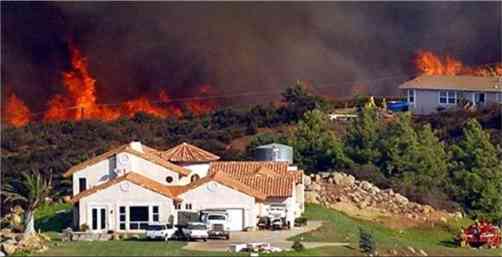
[2,2,501,112]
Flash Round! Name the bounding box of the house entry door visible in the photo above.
[91,207,107,232]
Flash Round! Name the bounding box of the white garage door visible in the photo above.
[226,208,244,231]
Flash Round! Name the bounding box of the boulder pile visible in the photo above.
[0,229,49,256]
[305,172,454,223]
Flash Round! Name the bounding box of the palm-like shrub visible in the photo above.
[2,170,52,234]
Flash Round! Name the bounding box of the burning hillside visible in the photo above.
[416,50,502,76]
[2,44,216,127]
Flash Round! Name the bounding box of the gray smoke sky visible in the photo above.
[2,2,501,111]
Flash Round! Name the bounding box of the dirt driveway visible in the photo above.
[182,221,349,252]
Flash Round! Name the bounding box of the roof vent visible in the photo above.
[130,141,143,153]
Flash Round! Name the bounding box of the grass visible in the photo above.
[31,203,502,256]
[38,240,241,256]
[284,204,502,256]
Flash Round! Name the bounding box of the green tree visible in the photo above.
[2,170,52,234]
[281,81,325,121]
[450,119,502,219]
[378,113,420,177]
[359,227,376,256]
[288,109,351,172]
[400,124,449,197]
[345,105,383,165]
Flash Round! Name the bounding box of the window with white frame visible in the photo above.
[497,93,502,103]
[119,206,126,230]
[174,202,181,210]
[407,89,415,104]
[152,206,159,222]
[475,92,485,104]
[185,203,192,210]
[439,91,456,105]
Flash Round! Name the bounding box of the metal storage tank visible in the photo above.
[255,143,293,164]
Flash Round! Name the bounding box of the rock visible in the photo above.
[383,188,394,196]
[327,178,334,184]
[319,172,331,178]
[63,196,72,203]
[407,246,416,254]
[360,181,373,191]
[304,176,312,186]
[1,243,17,256]
[112,234,120,240]
[332,172,355,186]
[394,194,409,205]
[440,217,447,223]
[390,249,398,256]
[422,205,433,214]
[305,191,320,204]
[314,174,321,183]
[453,211,463,219]
[311,183,322,192]
[419,249,428,256]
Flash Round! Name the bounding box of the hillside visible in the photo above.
[2,87,501,220]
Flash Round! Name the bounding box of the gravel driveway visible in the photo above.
[182,221,349,252]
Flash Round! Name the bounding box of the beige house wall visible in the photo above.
[178,181,257,229]
[79,180,175,232]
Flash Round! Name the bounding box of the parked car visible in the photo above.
[387,100,409,112]
[145,224,176,241]
[201,210,230,240]
[181,222,209,241]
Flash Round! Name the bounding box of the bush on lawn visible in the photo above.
[292,240,305,251]
[359,227,376,256]
[295,217,308,227]
[80,223,89,232]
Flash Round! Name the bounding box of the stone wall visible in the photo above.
[304,172,460,224]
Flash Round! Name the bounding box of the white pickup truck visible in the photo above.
[145,224,176,241]
[201,211,230,239]
[181,222,209,241]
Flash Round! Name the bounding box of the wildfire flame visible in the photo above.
[39,43,216,124]
[416,50,502,76]
[2,93,32,127]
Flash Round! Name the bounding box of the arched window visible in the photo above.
[190,174,200,182]
[165,176,174,184]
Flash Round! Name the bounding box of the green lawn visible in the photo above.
[31,203,502,256]
[37,240,239,256]
[284,204,501,256]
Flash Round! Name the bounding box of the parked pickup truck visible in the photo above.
[201,211,230,240]
[145,224,176,241]
[181,222,209,241]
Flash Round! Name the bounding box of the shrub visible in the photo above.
[80,223,89,232]
[294,217,308,227]
[359,227,376,256]
[291,240,305,251]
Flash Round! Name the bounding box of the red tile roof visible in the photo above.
[71,172,181,203]
[162,142,220,163]
[208,161,303,199]
[63,144,190,178]
[169,171,267,201]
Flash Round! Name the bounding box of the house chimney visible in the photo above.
[130,141,143,152]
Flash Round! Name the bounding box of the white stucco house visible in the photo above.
[65,142,304,232]
[399,75,502,114]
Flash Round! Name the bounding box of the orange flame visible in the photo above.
[2,93,32,127]
[185,84,216,116]
[416,50,502,76]
[41,43,215,123]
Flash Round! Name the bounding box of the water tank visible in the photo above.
[255,143,293,164]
